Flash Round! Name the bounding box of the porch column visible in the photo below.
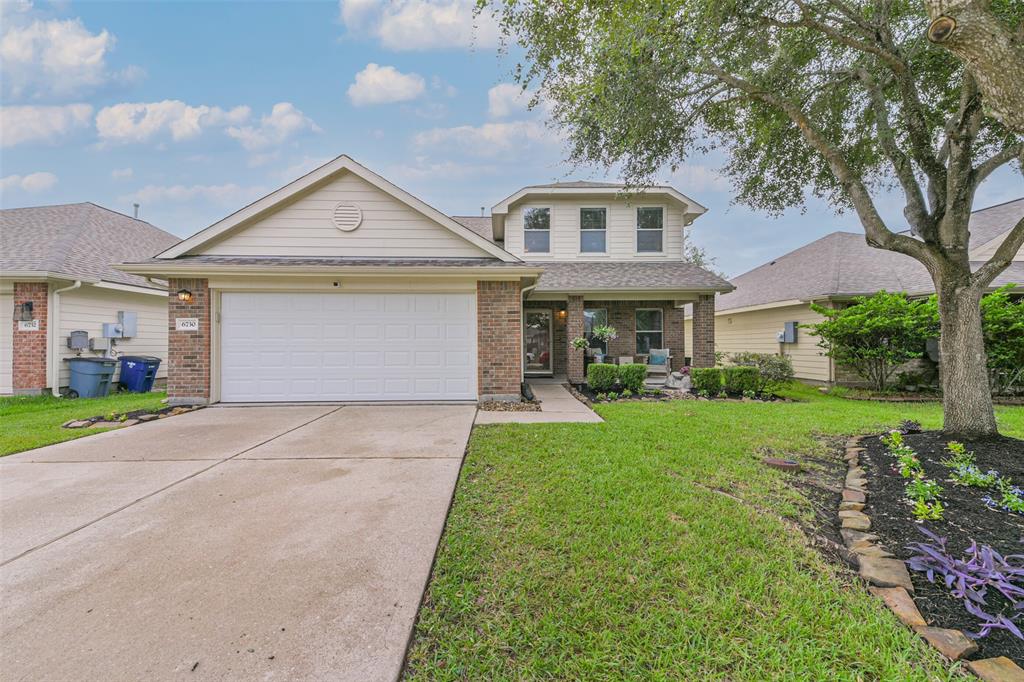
[566,294,585,383]
[167,278,211,405]
[666,305,686,371]
[692,294,716,368]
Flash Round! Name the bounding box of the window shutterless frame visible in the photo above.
[579,207,607,254]
[635,307,664,354]
[636,206,664,253]
[523,206,551,254]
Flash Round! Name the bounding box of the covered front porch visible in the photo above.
[522,293,719,384]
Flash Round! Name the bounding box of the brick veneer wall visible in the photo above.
[477,280,522,400]
[566,295,585,382]
[12,282,48,393]
[692,294,716,367]
[167,278,211,404]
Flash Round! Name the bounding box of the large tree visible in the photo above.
[486,0,1024,437]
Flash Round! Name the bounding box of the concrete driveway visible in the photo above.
[0,404,476,681]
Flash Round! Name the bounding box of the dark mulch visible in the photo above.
[861,431,1024,664]
[573,384,689,403]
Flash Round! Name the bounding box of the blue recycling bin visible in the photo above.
[118,355,161,393]
[64,357,117,398]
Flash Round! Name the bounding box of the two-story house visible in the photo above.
[121,155,733,405]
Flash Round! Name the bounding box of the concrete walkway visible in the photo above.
[1,404,475,682]
[475,383,602,424]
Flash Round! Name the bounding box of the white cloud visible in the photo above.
[0,18,139,99]
[413,120,555,157]
[0,103,92,147]
[0,171,58,193]
[487,83,533,118]
[280,155,334,181]
[338,0,500,51]
[347,63,426,106]
[96,100,251,143]
[121,183,266,206]
[390,157,498,180]
[225,102,321,151]
[111,167,133,180]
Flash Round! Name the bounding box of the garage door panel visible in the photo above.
[220,293,477,402]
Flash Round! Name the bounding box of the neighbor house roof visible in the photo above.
[717,198,1024,312]
[0,202,179,290]
[531,261,734,293]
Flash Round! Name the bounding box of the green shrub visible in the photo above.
[722,366,759,395]
[691,367,722,393]
[730,352,795,394]
[618,363,648,392]
[587,363,618,392]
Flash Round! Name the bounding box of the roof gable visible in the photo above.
[160,155,518,262]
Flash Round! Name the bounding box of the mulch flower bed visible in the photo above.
[860,431,1024,665]
[572,384,692,403]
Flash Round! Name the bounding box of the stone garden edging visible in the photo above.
[840,436,1024,681]
[61,404,204,430]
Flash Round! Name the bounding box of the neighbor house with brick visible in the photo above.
[1,203,179,395]
[120,155,732,405]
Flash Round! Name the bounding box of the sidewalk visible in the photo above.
[475,383,603,424]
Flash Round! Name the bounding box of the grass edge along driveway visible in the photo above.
[405,384,1024,680]
[0,392,167,456]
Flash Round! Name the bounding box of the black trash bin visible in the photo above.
[118,356,162,393]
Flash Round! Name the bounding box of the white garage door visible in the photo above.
[220,292,477,402]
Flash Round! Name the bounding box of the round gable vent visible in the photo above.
[332,202,362,231]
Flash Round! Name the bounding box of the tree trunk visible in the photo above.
[936,281,998,437]
[923,0,1024,135]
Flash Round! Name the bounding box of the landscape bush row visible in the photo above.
[691,352,795,399]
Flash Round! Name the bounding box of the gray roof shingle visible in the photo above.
[450,215,496,242]
[718,198,1024,311]
[532,261,733,292]
[1,203,179,288]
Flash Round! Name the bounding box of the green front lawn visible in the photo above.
[0,391,167,456]
[405,384,1024,680]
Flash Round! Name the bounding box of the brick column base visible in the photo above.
[167,278,211,404]
[13,282,48,394]
[566,294,584,383]
[692,294,716,368]
[477,280,522,401]
[666,305,686,371]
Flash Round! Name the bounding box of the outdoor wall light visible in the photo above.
[176,289,194,303]
[557,309,567,319]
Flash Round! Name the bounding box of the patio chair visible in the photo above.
[645,349,673,385]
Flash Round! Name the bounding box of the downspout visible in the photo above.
[520,281,539,387]
[50,280,82,396]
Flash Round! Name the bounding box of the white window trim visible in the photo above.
[522,205,553,255]
[635,205,665,254]
[635,307,664,351]
[578,206,609,256]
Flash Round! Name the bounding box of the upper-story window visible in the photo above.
[637,207,664,253]
[579,208,607,253]
[524,207,551,253]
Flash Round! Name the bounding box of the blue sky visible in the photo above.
[1,0,1021,276]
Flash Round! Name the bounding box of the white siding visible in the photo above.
[685,303,832,382]
[0,291,12,394]
[504,197,687,260]
[200,171,490,258]
[57,286,168,387]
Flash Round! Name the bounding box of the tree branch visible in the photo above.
[705,64,934,264]
[857,67,934,239]
[972,215,1024,288]
[972,143,1024,188]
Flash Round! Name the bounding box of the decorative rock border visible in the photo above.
[61,404,203,430]
[840,436,1024,680]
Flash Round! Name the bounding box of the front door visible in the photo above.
[523,310,552,375]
